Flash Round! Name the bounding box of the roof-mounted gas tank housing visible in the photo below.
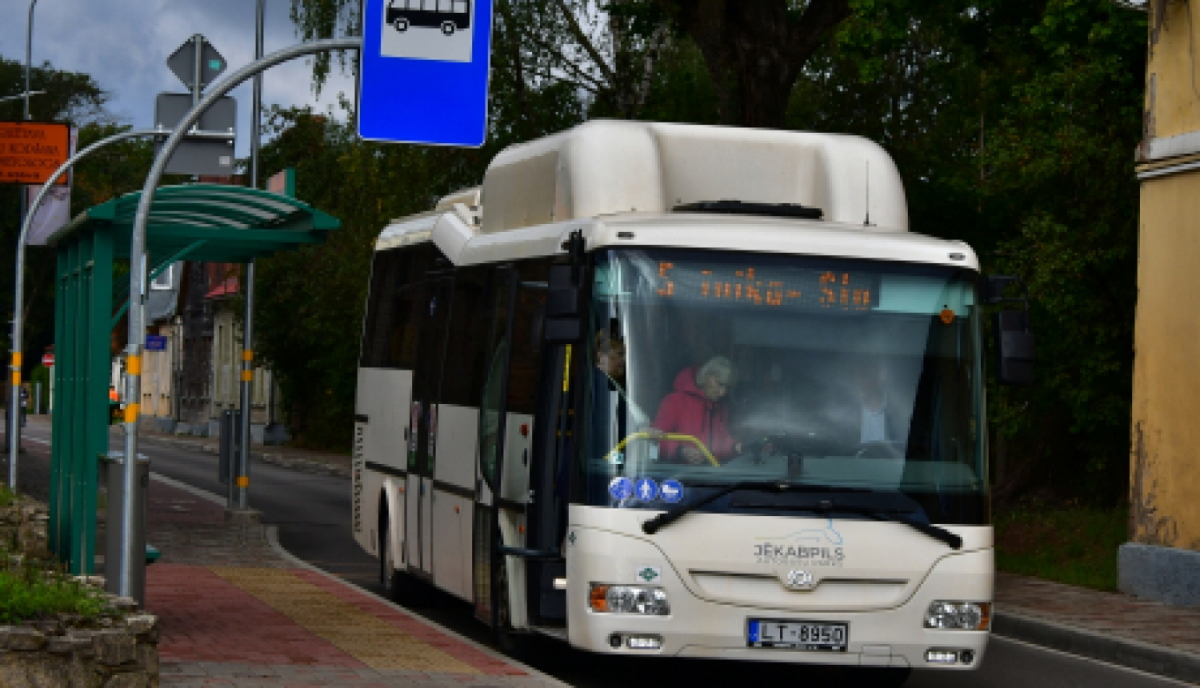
[479,120,908,234]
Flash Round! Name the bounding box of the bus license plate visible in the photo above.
[747,619,848,652]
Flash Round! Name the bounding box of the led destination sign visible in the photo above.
[653,261,879,311]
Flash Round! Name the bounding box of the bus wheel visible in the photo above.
[849,667,911,688]
[380,519,424,606]
[495,563,534,659]
[393,17,409,32]
[441,21,456,36]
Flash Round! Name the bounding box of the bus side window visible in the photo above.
[441,266,489,406]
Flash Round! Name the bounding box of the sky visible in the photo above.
[0,0,357,160]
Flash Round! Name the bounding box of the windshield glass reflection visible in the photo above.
[581,249,987,525]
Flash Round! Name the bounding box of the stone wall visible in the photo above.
[0,496,161,686]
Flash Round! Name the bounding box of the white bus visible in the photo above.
[351,121,1033,686]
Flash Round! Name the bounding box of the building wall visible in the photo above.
[1124,0,1200,605]
[1131,169,1200,551]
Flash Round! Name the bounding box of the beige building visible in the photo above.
[1124,0,1200,605]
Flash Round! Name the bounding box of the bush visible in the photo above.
[0,567,108,623]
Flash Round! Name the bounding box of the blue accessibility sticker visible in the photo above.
[659,479,684,504]
[747,620,760,643]
[609,477,634,501]
[634,478,659,501]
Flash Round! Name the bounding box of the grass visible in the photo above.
[994,504,1128,592]
[0,483,14,508]
[0,567,109,623]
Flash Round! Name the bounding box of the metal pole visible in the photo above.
[8,128,172,490]
[236,0,266,511]
[119,35,362,598]
[192,35,203,108]
[24,0,38,121]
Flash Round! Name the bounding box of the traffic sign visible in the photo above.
[41,353,53,367]
[167,36,227,92]
[358,0,494,146]
[145,335,168,352]
[0,121,70,185]
[154,93,237,175]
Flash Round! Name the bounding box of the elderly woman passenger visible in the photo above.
[651,356,745,464]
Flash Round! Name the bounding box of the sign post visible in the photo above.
[157,36,236,176]
[358,0,494,146]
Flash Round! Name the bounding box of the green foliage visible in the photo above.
[0,484,13,509]
[269,0,1147,507]
[0,567,108,623]
[995,504,1128,591]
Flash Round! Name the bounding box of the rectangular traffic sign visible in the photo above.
[145,335,168,351]
[0,121,71,185]
[154,93,237,176]
[358,0,494,146]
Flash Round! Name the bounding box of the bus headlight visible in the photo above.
[589,584,670,615]
[924,601,990,630]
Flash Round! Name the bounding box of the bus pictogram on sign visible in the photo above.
[380,0,475,63]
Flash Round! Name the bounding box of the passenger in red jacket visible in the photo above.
[652,356,744,464]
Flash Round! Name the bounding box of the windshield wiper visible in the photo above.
[641,484,963,550]
[642,481,809,535]
[752,499,963,550]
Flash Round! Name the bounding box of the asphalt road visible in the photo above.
[14,419,1192,688]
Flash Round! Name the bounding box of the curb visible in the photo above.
[136,433,351,479]
[263,525,571,687]
[142,471,567,687]
[994,611,1200,685]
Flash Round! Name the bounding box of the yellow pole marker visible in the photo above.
[124,404,139,423]
[241,370,254,382]
[562,344,572,392]
[126,355,142,375]
[237,476,249,488]
[10,352,21,385]
[242,349,254,362]
[11,352,22,366]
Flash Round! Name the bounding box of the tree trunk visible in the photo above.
[657,0,851,128]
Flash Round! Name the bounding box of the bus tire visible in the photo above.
[380,517,425,607]
[495,562,534,660]
[393,17,409,32]
[441,21,455,36]
[850,667,911,687]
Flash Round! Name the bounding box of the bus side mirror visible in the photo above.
[984,274,1035,386]
[994,310,1035,386]
[544,264,582,344]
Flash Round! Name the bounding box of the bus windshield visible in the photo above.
[580,248,987,526]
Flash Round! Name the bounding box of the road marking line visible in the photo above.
[149,472,227,507]
[23,435,49,445]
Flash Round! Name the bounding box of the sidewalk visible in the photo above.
[141,475,561,687]
[995,572,1200,683]
[126,422,351,478]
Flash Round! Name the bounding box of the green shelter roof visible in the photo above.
[50,183,341,263]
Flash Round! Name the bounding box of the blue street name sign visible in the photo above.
[358,0,494,146]
[145,335,168,351]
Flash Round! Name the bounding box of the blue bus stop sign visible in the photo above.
[358,0,494,146]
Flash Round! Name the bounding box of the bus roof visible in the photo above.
[479,120,907,234]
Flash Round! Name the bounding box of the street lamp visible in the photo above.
[25,0,39,120]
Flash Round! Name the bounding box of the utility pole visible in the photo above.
[10,0,39,489]
[232,0,265,514]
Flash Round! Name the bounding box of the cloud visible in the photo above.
[0,0,356,159]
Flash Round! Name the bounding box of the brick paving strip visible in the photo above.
[995,572,1200,684]
[141,474,564,687]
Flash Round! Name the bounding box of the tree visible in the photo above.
[653,0,851,126]
[0,56,113,380]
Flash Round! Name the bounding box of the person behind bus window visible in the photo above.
[590,331,649,460]
[650,356,745,465]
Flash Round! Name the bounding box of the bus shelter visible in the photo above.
[44,184,341,573]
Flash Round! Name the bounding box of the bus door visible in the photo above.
[473,267,516,624]
[406,277,453,577]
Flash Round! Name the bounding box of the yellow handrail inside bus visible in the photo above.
[602,431,720,468]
